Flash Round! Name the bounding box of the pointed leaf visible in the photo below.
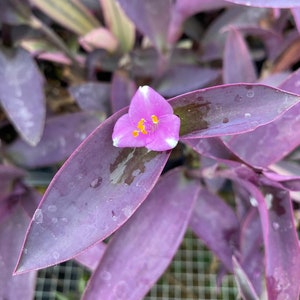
[224,0,300,8]
[189,188,239,271]
[31,0,100,36]
[15,110,170,274]
[223,27,257,84]
[82,169,199,300]
[100,0,135,53]
[5,112,100,168]
[0,47,45,146]
[169,84,300,139]
[0,204,36,300]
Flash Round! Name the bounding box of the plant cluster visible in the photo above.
[0,0,300,299]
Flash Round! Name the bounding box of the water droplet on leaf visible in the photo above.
[33,209,43,224]
[272,222,280,230]
[246,90,254,98]
[90,177,102,188]
[47,205,57,212]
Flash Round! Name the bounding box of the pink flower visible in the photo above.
[112,86,180,151]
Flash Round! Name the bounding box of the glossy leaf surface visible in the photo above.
[15,111,170,273]
[0,47,45,146]
[83,169,199,300]
[170,84,300,139]
[223,71,300,168]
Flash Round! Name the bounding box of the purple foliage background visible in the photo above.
[0,0,300,299]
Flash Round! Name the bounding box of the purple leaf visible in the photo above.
[154,65,220,97]
[202,6,268,60]
[280,67,300,93]
[168,0,230,43]
[82,169,199,300]
[117,0,173,53]
[0,204,36,300]
[112,86,180,151]
[75,242,106,271]
[237,180,300,299]
[0,47,45,146]
[239,209,264,295]
[189,188,239,271]
[184,137,240,162]
[14,110,170,274]
[170,84,300,139]
[222,102,300,168]
[68,82,111,114]
[224,0,300,8]
[223,27,257,84]
[5,112,101,168]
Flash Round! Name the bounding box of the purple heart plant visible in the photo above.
[0,0,300,299]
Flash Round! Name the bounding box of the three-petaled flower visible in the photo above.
[112,86,180,151]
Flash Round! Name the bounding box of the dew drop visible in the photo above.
[249,196,258,207]
[33,209,43,224]
[272,222,280,230]
[23,248,28,255]
[114,281,129,298]
[47,205,57,212]
[246,90,255,98]
[244,112,251,118]
[90,177,102,188]
[52,217,58,224]
[265,193,273,209]
[223,117,229,123]
[100,270,112,281]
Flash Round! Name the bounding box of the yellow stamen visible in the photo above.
[151,115,159,124]
[132,130,139,137]
[137,118,147,134]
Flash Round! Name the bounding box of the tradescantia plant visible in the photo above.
[0,0,300,299]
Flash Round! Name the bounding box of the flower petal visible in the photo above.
[129,86,173,123]
[146,115,180,151]
[112,114,146,148]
